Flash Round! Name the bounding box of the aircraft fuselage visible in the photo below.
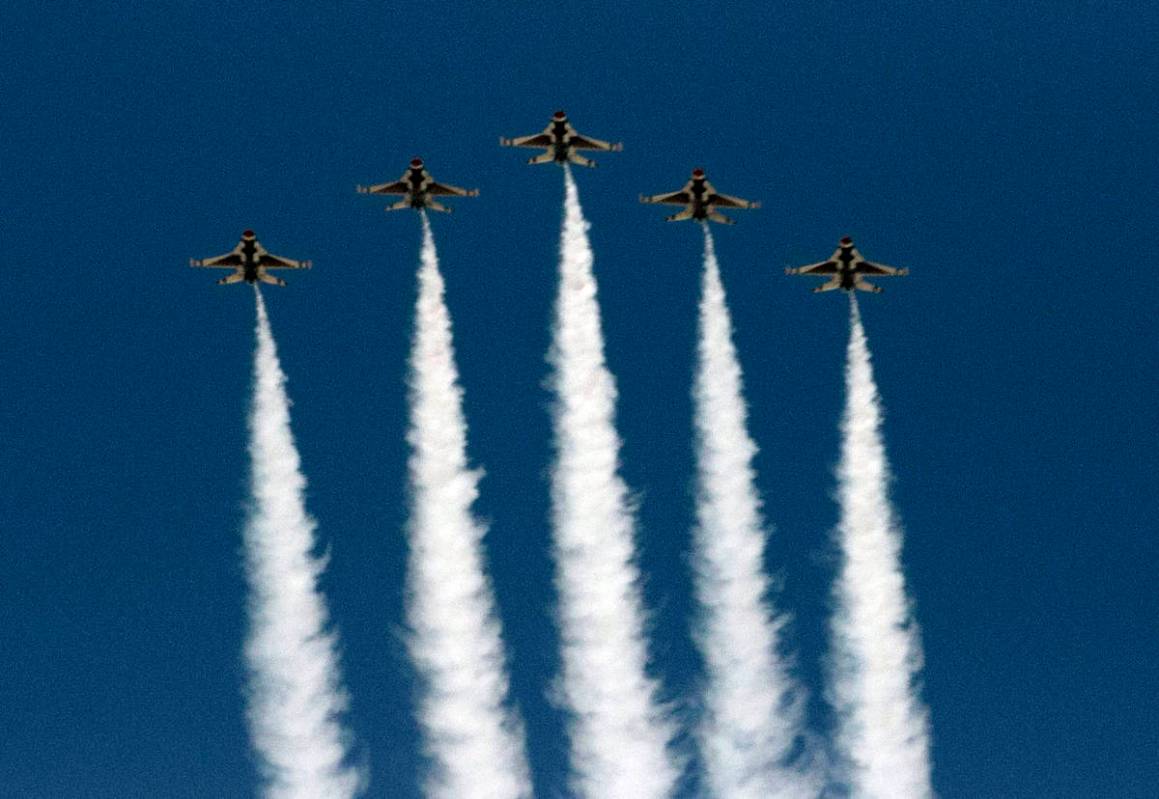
[687,178,712,219]
[549,120,573,162]
[238,238,262,283]
[405,167,433,207]
[836,246,859,290]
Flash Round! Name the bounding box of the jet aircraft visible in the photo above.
[785,237,908,293]
[500,110,622,168]
[639,168,760,224]
[190,230,311,286]
[356,157,479,213]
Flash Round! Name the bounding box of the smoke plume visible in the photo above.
[691,226,816,799]
[546,167,679,798]
[829,296,933,798]
[404,214,532,798]
[243,289,362,799]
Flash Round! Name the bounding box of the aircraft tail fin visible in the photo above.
[707,211,736,225]
[385,198,412,212]
[528,151,556,166]
[854,279,883,294]
[567,152,596,168]
[425,199,452,214]
[665,208,696,222]
[813,278,843,293]
[217,272,245,286]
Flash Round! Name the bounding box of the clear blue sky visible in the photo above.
[2,2,1156,797]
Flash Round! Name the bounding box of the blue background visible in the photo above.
[2,2,1156,796]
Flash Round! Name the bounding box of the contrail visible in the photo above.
[691,226,816,799]
[243,288,362,799]
[829,296,933,798]
[547,167,679,798]
[404,213,532,799]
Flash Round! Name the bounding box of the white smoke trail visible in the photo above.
[243,289,361,799]
[830,296,933,798]
[404,213,532,799]
[691,226,816,799]
[547,167,679,799]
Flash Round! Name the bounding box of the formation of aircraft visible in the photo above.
[193,111,907,293]
[190,230,311,286]
[639,168,760,225]
[356,157,479,213]
[500,110,622,168]
[785,237,909,293]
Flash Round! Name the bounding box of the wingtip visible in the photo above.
[612,142,624,152]
[750,201,762,209]
[899,268,910,275]
[355,185,368,194]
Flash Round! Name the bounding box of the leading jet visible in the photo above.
[500,110,622,168]
[639,168,760,225]
[190,230,311,286]
[356,157,479,213]
[785,237,908,293]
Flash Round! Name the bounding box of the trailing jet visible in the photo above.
[356,157,479,213]
[500,110,622,168]
[785,237,908,293]
[190,230,311,286]
[639,168,760,225]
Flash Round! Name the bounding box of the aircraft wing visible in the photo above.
[191,250,243,268]
[569,132,622,152]
[855,259,908,276]
[710,192,760,209]
[640,182,693,205]
[500,132,554,148]
[258,252,312,270]
[427,181,480,197]
[785,259,838,276]
[359,179,409,195]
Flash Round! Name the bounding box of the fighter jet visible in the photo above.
[785,237,908,293]
[499,110,622,168]
[639,168,760,225]
[356,157,479,213]
[190,230,311,286]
